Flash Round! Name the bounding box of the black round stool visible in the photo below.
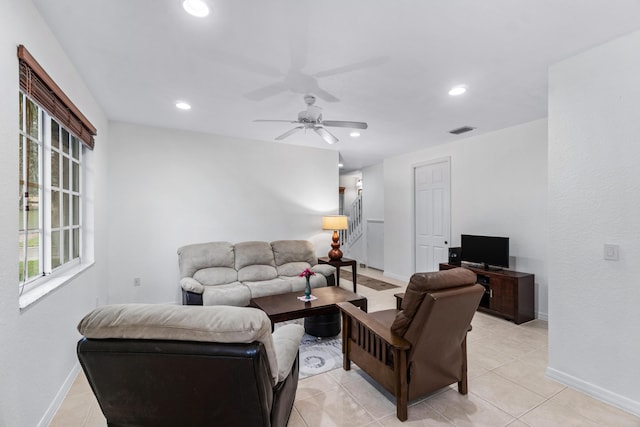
[304,312,341,337]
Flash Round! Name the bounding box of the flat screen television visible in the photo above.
[461,234,509,270]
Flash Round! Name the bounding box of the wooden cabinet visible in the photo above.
[439,263,535,324]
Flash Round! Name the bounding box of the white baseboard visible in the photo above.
[38,362,80,427]
[546,367,640,417]
[536,311,548,321]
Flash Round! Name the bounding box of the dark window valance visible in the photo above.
[18,45,96,149]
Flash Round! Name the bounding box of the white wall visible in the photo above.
[339,171,360,213]
[384,119,548,318]
[363,163,384,220]
[548,30,640,415]
[106,122,338,304]
[0,2,110,426]
[362,163,385,268]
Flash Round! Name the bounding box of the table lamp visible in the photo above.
[322,215,348,261]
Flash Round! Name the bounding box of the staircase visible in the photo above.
[340,193,363,248]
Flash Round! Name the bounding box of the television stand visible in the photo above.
[439,263,535,324]
[466,262,503,272]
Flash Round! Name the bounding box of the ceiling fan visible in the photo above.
[254,94,368,144]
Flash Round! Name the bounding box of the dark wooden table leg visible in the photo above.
[335,265,341,288]
[351,261,357,292]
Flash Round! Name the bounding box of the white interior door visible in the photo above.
[414,159,451,272]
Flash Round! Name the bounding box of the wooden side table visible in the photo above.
[318,257,357,292]
[394,292,405,310]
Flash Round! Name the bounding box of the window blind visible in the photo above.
[18,45,96,149]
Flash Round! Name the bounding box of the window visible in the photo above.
[19,95,84,287]
[17,45,96,297]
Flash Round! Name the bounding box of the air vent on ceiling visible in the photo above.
[449,126,476,135]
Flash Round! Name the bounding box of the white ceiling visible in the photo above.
[32,0,640,172]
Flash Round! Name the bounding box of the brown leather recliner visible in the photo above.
[77,304,304,427]
[337,267,483,421]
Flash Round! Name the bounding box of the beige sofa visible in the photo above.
[178,240,336,306]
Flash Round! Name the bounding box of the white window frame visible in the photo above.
[19,91,87,308]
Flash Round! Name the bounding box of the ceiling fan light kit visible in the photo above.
[182,0,209,17]
[255,94,367,144]
[448,85,467,96]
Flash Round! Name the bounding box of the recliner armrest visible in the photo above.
[180,277,204,294]
[271,324,305,383]
[310,264,336,277]
[337,302,411,350]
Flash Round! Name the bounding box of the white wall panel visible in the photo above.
[0,2,109,426]
[384,119,548,318]
[106,122,338,304]
[548,29,640,415]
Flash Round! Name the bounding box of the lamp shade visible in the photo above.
[322,215,348,230]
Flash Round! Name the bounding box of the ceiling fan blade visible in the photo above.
[313,56,390,78]
[244,82,288,101]
[314,127,338,144]
[276,126,304,140]
[254,119,299,123]
[211,49,283,78]
[321,120,368,130]
[287,0,310,71]
[314,88,340,103]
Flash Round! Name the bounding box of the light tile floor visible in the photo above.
[51,267,640,426]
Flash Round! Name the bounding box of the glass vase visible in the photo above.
[304,277,311,299]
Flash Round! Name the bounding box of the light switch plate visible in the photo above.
[604,244,619,261]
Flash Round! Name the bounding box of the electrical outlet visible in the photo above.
[604,244,619,261]
[133,277,141,287]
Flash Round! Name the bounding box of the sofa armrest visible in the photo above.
[310,264,336,277]
[271,324,304,383]
[180,277,204,294]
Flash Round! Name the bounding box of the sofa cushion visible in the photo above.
[202,282,251,306]
[177,242,235,278]
[193,267,238,286]
[276,261,312,277]
[77,304,279,383]
[271,240,317,267]
[272,324,305,383]
[238,264,278,282]
[289,275,328,293]
[235,241,278,282]
[244,278,291,298]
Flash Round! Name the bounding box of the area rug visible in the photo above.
[340,270,400,291]
[277,319,342,379]
[298,332,342,379]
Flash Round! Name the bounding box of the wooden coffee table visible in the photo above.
[249,286,368,332]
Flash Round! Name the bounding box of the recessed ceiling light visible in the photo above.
[183,0,209,17]
[349,131,360,138]
[448,85,467,96]
[176,101,191,110]
[338,163,344,168]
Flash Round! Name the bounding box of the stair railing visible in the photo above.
[340,193,363,248]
